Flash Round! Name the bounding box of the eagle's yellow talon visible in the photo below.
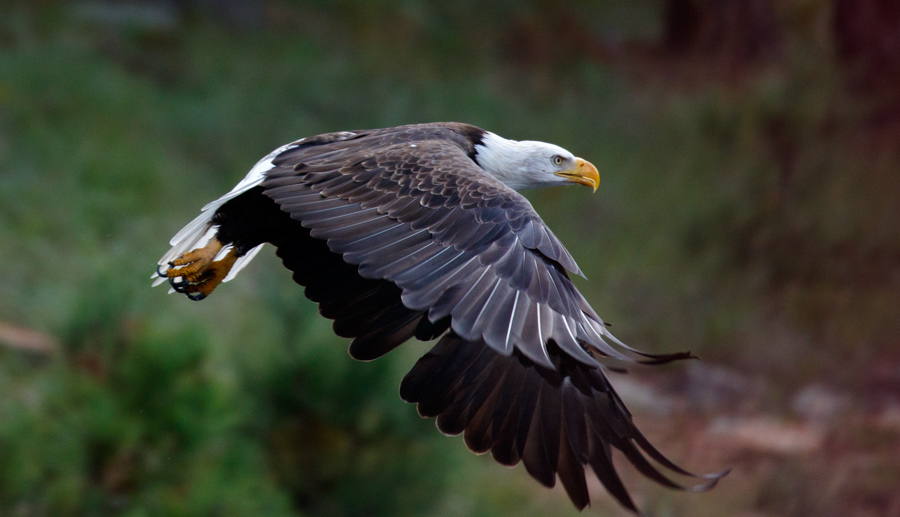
[161,238,236,299]
[164,239,224,278]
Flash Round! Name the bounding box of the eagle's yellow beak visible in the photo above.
[555,158,599,192]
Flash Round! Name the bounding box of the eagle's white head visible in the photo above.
[473,132,599,191]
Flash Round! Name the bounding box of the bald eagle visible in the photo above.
[153,122,724,512]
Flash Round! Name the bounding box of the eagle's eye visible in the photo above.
[551,155,564,166]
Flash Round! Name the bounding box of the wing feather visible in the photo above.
[401,334,725,512]
[365,241,444,279]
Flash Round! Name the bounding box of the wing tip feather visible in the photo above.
[402,333,725,514]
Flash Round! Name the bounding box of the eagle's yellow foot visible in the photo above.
[158,239,237,301]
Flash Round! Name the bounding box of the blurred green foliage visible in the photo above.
[1,1,897,516]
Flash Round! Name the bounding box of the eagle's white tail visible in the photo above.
[152,141,300,289]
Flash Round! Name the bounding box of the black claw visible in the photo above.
[170,278,189,293]
[187,292,206,301]
[156,264,170,277]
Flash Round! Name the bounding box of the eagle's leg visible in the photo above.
[157,187,287,300]
[166,238,223,280]
[160,238,238,301]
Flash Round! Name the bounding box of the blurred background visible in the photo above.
[1,1,898,516]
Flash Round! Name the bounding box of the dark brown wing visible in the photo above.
[253,123,722,511]
[400,333,727,511]
[262,124,685,369]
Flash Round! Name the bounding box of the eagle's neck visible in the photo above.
[472,132,543,191]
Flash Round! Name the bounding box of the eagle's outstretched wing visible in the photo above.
[155,123,726,511]
[263,127,687,369]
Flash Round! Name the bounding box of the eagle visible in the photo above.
[153,122,725,512]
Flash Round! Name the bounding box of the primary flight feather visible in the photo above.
[153,122,725,512]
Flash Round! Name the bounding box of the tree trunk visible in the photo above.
[663,0,781,64]
[833,0,900,91]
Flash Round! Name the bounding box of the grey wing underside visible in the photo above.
[261,134,686,370]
